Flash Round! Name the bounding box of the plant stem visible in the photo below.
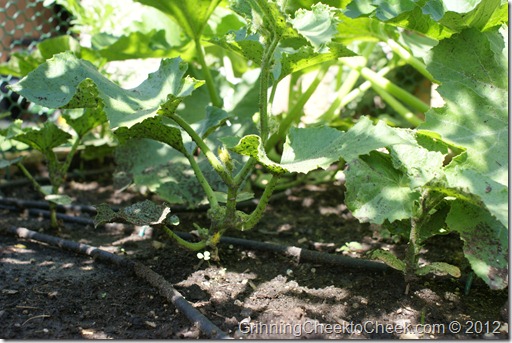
[321,43,376,121]
[386,39,436,83]
[266,66,329,150]
[16,162,45,195]
[341,58,430,114]
[17,162,60,228]
[170,112,233,187]
[339,66,393,108]
[162,225,207,251]
[183,149,220,210]
[320,65,394,123]
[194,38,223,108]
[62,136,82,176]
[259,36,280,145]
[243,173,280,230]
[233,158,256,187]
[371,82,423,127]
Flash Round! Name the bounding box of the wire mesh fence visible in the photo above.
[0,0,71,119]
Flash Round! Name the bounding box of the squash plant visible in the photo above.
[7,0,508,291]
[0,108,106,229]
[342,1,508,290]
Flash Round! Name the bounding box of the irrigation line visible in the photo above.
[180,232,390,272]
[3,226,230,340]
[2,205,390,273]
[0,167,115,190]
[0,190,290,215]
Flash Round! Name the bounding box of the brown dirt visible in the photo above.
[0,171,508,339]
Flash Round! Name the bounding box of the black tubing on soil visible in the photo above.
[176,232,390,272]
[3,226,230,340]
[2,204,389,272]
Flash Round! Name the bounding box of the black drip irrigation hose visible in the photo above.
[3,226,230,340]
[2,204,390,273]
[0,167,115,190]
[0,189,290,215]
[181,232,389,272]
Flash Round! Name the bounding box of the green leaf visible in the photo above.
[345,151,420,224]
[45,194,74,206]
[231,0,302,41]
[416,262,461,278]
[63,107,108,138]
[135,0,221,40]
[290,3,339,52]
[94,200,173,227]
[212,22,354,81]
[10,52,204,130]
[114,117,185,153]
[92,30,179,61]
[38,35,83,60]
[389,138,445,189]
[13,122,72,154]
[277,42,355,81]
[421,28,508,227]
[446,200,508,289]
[196,106,231,139]
[223,116,409,174]
[344,0,507,40]
[114,138,227,207]
[0,157,24,169]
[368,249,406,271]
[210,28,264,64]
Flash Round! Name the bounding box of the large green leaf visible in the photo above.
[213,5,354,80]
[10,52,204,130]
[115,117,185,153]
[345,129,446,224]
[92,30,181,61]
[290,3,339,52]
[446,200,508,289]
[421,27,508,227]
[63,107,108,138]
[222,116,409,174]
[135,0,221,40]
[344,0,507,40]
[345,151,420,224]
[231,0,302,41]
[13,122,71,154]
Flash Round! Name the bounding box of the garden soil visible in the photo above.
[0,171,508,339]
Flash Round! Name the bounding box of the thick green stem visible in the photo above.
[183,149,219,210]
[405,216,420,283]
[224,186,238,230]
[163,225,207,251]
[194,38,223,108]
[341,58,430,114]
[170,112,233,188]
[320,66,394,123]
[266,66,328,150]
[259,37,280,145]
[243,174,280,230]
[339,66,393,109]
[371,83,422,126]
[386,39,436,83]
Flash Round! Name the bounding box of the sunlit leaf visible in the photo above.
[10,52,204,130]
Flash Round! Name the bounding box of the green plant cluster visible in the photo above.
[0,0,507,290]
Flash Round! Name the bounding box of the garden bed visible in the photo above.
[0,171,508,339]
